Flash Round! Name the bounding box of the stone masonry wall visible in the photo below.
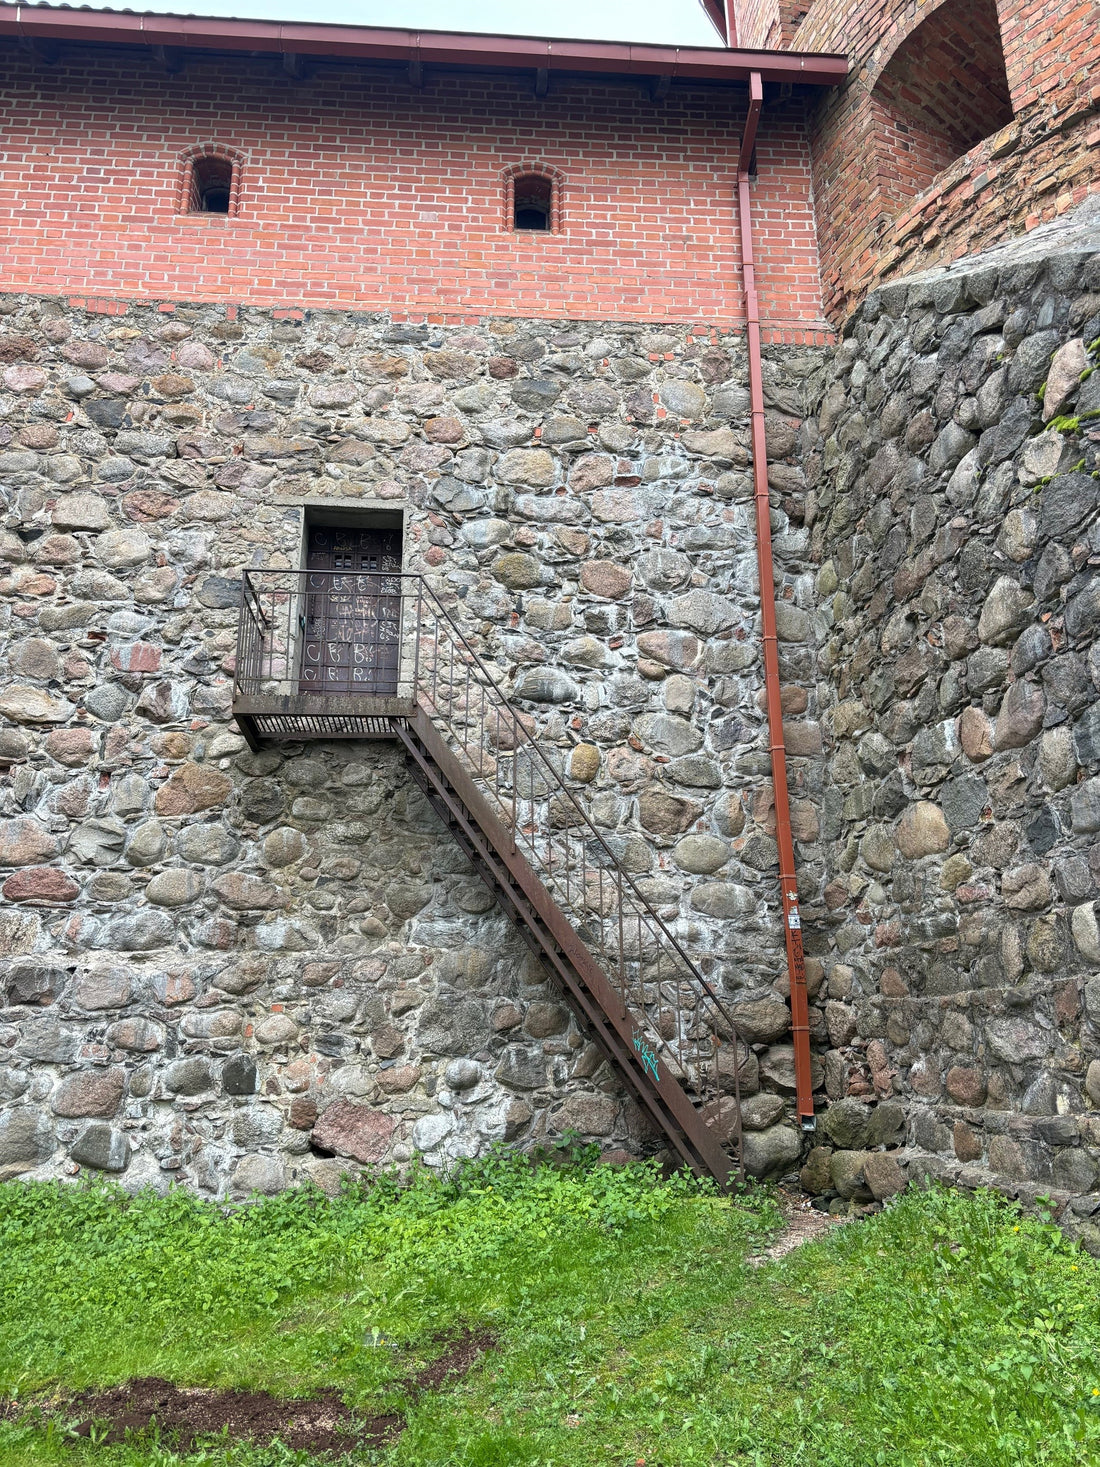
[0,294,827,1197]
[803,205,1100,1243]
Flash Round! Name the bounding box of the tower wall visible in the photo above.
[736,0,1100,319]
[803,211,1100,1237]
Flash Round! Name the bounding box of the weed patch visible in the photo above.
[1,1159,1097,1466]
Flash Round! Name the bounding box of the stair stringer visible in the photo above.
[395,706,742,1188]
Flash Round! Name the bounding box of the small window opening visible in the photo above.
[191,156,232,214]
[513,174,552,231]
[177,146,244,218]
[502,164,562,234]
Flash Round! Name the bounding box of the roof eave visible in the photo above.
[0,5,849,87]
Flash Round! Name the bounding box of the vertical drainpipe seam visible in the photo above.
[736,71,816,1130]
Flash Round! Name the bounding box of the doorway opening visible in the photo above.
[298,515,404,696]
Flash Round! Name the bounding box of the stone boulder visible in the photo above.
[637,787,701,836]
[70,1122,130,1172]
[994,680,1045,751]
[740,1093,786,1132]
[164,1058,213,1095]
[51,1069,125,1118]
[312,1100,395,1164]
[0,687,75,725]
[155,763,233,816]
[742,1124,802,1179]
[800,1145,833,1195]
[0,819,59,867]
[230,1155,287,1198]
[555,1092,619,1136]
[0,1108,55,1175]
[895,802,950,858]
[668,590,739,636]
[822,1098,873,1150]
[3,867,79,903]
[673,834,729,874]
[729,998,790,1044]
[829,1149,872,1200]
[863,1151,905,1200]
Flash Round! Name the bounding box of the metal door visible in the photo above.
[299,525,402,695]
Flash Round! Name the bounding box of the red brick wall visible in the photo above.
[0,50,827,330]
[732,0,783,49]
[732,0,812,48]
[758,0,1100,318]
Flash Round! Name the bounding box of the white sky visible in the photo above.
[60,0,721,45]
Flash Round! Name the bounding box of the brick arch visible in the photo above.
[868,0,1013,220]
[177,143,246,217]
[863,0,956,91]
[795,0,1019,104]
[500,163,564,234]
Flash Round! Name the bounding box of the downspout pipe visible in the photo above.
[736,72,815,1130]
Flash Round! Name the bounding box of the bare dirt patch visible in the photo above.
[748,1187,853,1267]
[71,1377,388,1455]
[62,1326,495,1455]
[408,1327,495,1394]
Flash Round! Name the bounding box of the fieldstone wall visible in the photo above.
[804,206,1100,1240]
[0,294,828,1197]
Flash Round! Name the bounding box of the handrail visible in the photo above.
[233,568,748,1161]
[415,580,744,1030]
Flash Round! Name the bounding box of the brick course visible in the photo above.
[0,51,828,330]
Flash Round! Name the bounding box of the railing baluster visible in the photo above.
[463,657,471,757]
[434,610,442,712]
[513,712,522,850]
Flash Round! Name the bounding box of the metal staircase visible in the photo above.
[233,569,748,1185]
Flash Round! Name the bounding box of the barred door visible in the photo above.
[299,525,402,695]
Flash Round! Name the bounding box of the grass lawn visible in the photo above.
[1,1145,1099,1467]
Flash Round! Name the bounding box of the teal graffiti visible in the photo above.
[633,1031,660,1083]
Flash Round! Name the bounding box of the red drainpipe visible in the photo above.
[736,72,815,1130]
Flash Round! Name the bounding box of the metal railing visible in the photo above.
[235,568,418,701]
[234,569,747,1162]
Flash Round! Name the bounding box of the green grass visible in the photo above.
[1,1148,1099,1467]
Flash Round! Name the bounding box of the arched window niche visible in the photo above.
[177,145,245,217]
[502,164,563,234]
[871,0,1014,218]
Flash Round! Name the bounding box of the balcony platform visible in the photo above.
[234,694,417,751]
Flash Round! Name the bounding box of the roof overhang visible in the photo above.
[0,4,848,88]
